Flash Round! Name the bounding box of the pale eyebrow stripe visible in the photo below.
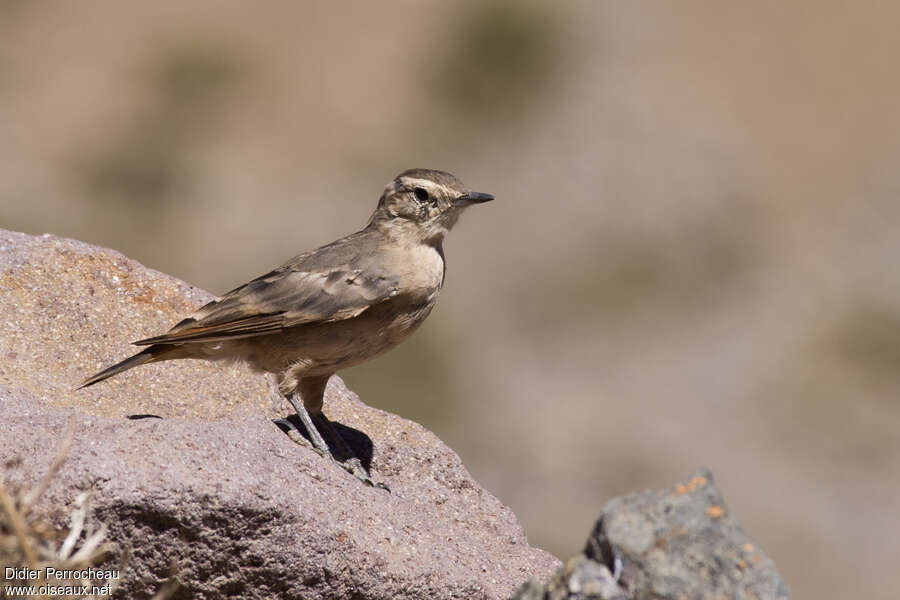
[399,177,449,194]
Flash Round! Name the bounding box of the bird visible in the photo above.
[79,168,494,487]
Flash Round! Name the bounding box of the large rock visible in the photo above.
[0,229,561,599]
[512,470,790,600]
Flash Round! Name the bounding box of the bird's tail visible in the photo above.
[77,345,174,389]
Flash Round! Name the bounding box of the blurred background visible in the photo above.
[3,1,899,597]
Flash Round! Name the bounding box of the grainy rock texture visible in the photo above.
[512,470,790,600]
[0,229,561,599]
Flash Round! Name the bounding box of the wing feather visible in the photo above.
[133,231,399,346]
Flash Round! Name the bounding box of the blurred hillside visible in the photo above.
[2,2,900,599]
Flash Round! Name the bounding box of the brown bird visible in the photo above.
[79,168,493,486]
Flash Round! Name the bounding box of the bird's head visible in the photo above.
[369,169,494,244]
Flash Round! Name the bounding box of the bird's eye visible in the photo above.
[414,187,429,202]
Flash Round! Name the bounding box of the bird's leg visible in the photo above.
[270,375,317,452]
[285,393,380,487]
[284,392,332,457]
[281,376,386,490]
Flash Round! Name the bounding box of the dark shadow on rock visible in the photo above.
[126,414,164,420]
[273,415,374,472]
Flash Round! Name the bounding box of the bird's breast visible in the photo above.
[396,242,445,300]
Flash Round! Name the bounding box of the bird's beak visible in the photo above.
[454,191,495,207]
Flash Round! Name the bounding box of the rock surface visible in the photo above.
[0,229,561,599]
[511,470,790,600]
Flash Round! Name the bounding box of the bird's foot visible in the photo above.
[338,456,390,491]
[278,398,390,491]
[274,418,327,458]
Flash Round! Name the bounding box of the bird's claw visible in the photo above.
[339,457,390,492]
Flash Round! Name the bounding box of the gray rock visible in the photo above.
[513,470,790,600]
[0,229,560,599]
[535,555,626,600]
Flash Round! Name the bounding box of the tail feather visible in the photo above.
[77,346,168,389]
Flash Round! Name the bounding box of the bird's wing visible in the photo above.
[134,240,399,346]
